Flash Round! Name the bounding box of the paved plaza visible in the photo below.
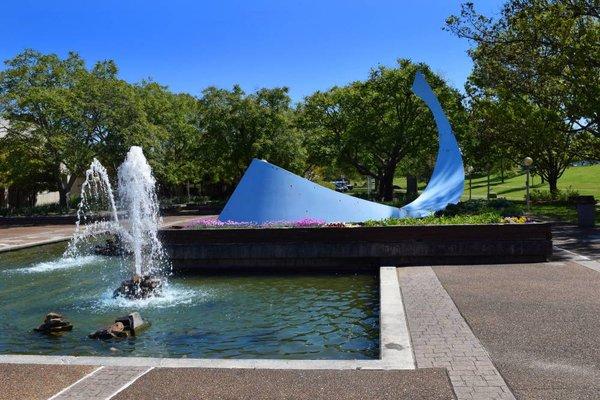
[0,216,198,253]
[0,223,598,399]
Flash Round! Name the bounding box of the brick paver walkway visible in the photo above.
[398,266,515,400]
[50,366,152,400]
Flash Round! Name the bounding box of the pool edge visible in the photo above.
[0,267,415,370]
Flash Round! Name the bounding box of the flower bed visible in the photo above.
[182,210,531,230]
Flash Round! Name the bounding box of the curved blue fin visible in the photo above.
[218,73,464,223]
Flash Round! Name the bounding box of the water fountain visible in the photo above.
[66,146,168,299]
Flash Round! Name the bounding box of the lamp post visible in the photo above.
[466,165,474,200]
[523,157,533,209]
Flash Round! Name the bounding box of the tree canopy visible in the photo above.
[446,0,600,192]
[0,50,156,206]
[300,59,467,201]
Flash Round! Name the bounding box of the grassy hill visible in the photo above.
[463,164,599,201]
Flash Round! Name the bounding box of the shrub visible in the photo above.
[435,199,523,217]
[529,187,580,204]
[364,212,503,226]
[0,203,69,217]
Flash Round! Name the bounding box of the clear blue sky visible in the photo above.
[1,0,504,102]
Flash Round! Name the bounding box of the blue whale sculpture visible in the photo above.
[218,72,464,223]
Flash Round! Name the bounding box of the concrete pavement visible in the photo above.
[0,215,200,253]
[552,223,599,261]
[399,267,514,400]
[0,364,96,400]
[116,368,455,400]
[435,261,600,399]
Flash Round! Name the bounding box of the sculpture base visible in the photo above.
[113,275,163,299]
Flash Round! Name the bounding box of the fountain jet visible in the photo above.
[66,146,168,299]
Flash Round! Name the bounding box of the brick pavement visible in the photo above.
[50,366,152,400]
[397,266,515,400]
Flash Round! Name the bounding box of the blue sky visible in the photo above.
[1,0,504,102]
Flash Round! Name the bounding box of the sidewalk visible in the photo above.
[551,222,599,261]
[0,215,200,253]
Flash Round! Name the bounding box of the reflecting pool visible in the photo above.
[0,243,379,359]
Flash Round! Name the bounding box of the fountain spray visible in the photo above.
[67,146,168,299]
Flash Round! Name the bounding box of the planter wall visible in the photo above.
[159,223,553,271]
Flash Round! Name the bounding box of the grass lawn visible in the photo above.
[353,165,598,201]
[462,164,600,201]
[351,165,598,225]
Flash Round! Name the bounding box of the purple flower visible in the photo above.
[293,217,326,227]
[185,216,327,229]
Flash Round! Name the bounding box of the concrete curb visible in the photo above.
[379,266,415,369]
[0,237,71,254]
[554,245,600,273]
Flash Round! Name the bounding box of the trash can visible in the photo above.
[572,196,596,228]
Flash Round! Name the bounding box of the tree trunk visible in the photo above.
[59,188,69,209]
[377,170,396,202]
[58,172,79,210]
[406,175,418,198]
[547,175,559,195]
[377,177,393,201]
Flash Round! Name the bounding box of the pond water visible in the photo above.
[0,243,379,359]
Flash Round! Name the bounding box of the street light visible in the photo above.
[523,157,533,209]
[466,165,474,200]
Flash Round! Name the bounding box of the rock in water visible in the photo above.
[114,312,148,335]
[93,237,125,256]
[113,275,163,299]
[89,321,128,340]
[89,313,148,340]
[34,313,73,334]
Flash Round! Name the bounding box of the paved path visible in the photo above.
[50,366,152,400]
[435,261,600,399]
[0,215,200,253]
[552,223,599,261]
[0,365,455,400]
[116,368,455,400]
[0,364,96,400]
[398,267,515,400]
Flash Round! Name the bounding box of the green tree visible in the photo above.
[0,123,57,207]
[300,59,466,201]
[135,82,201,192]
[0,50,155,207]
[198,85,305,189]
[447,0,599,137]
[447,1,600,192]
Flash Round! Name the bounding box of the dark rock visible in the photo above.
[115,312,148,335]
[89,313,148,340]
[34,313,73,334]
[88,322,128,340]
[110,322,125,333]
[44,312,62,321]
[88,328,116,340]
[113,275,164,299]
[93,237,126,256]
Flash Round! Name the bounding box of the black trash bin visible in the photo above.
[571,196,597,228]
